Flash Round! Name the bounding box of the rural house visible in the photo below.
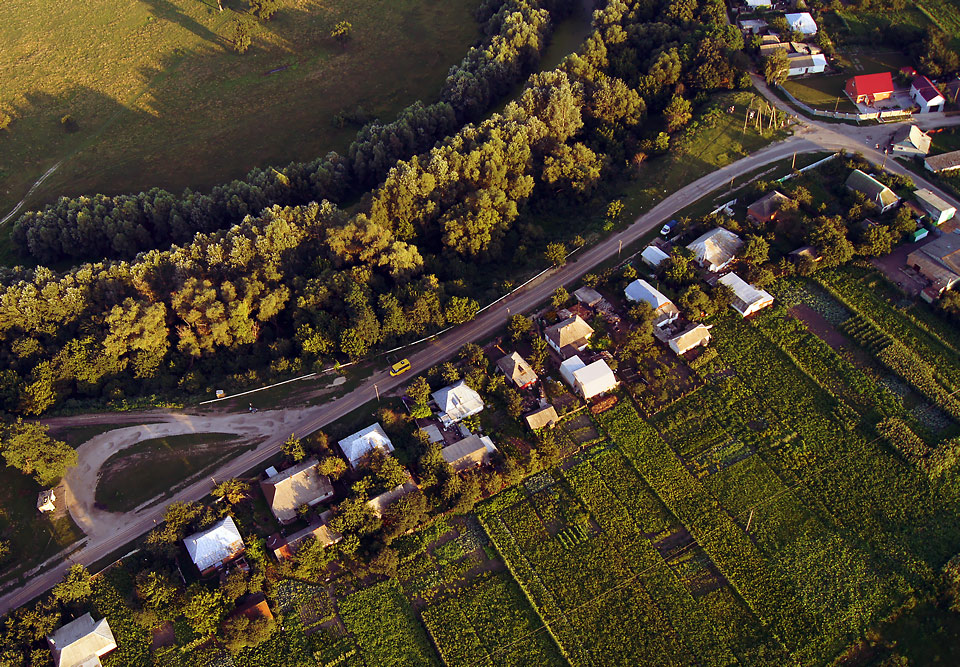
[784,12,818,35]
[911,75,945,113]
[559,356,618,400]
[914,189,957,225]
[37,489,56,513]
[338,423,395,468]
[925,150,960,173]
[845,72,894,105]
[907,234,960,301]
[432,380,484,426]
[718,272,775,317]
[573,286,603,307]
[747,190,792,223]
[641,244,670,268]
[686,227,743,272]
[787,53,827,77]
[260,458,334,524]
[907,233,960,299]
[890,125,931,156]
[744,0,771,8]
[497,352,538,389]
[738,18,768,34]
[48,613,117,667]
[184,516,245,576]
[366,477,419,517]
[544,314,594,357]
[441,434,496,472]
[624,279,680,325]
[845,169,900,213]
[524,404,559,430]
[667,323,712,355]
[268,510,341,561]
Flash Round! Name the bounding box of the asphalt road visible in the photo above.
[4,82,958,616]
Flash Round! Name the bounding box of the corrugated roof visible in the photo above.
[718,273,775,315]
[260,458,333,523]
[441,434,489,470]
[925,150,960,172]
[524,405,559,430]
[432,381,484,423]
[497,352,538,387]
[544,315,594,349]
[686,228,743,270]
[573,286,603,306]
[48,614,117,667]
[338,423,394,467]
[669,324,712,355]
[892,125,931,154]
[641,245,670,266]
[785,12,817,34]
[845,169,899,208]
[914,188,956,215]
[183,516,244,573]
[573,360,618,399]
[624,279,678,313]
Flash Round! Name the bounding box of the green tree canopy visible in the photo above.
[0,420,77,486]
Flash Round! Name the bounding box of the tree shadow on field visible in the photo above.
[139,0,226,47]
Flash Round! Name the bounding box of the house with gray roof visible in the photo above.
[845,169,900,213]
[260,458,334,524]
[48,614,117,667]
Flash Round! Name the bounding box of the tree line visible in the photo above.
[0,0,751,417]
[10,0,574,266]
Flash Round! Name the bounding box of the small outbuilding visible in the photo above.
[925,150,960,173]
[37,489,57,513]
[338,423,395,469]
[432,380,484,426]
[184,516,245,576]
[544,315,594,357]
[441,434,496,472]
[48,613,117,667]
[524,404,559,430]
[366,478,419,518]
[260,458,334,524]
[845,169,900,214]
[911,75,945,113]
[269,511,342,561]
[573,286,603,307]
[907,233,960,299]
[787,53,827,77]
[641,245,670,268]
[667,323,712,355]
[747,190,792,223]
[686,227,743,272]
[497,352,538,389]
[890,125,932,156]
[914,188,957,225]
[624,279,680,325]
[718,272,775,317]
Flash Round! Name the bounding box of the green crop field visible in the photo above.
[0,0,481,221]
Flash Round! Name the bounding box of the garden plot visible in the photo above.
[558,412,601,447]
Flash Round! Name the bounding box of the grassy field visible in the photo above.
[0,0,481,223]
[782,75,859,113]
[94,432,250,511]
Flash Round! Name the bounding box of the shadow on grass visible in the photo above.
[139,0,226,47]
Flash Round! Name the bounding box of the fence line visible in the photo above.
[777,85,913,123]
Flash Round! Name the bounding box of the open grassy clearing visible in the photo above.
[94,432,250,512]
[782,75,859,113]
[0,0,481,223]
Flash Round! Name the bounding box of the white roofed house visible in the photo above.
[260,458,334,524]
[338,423,395,468]
[667,323,712,356]
[641,245,670,268]
[441,434,497,472]
[559,356,618,400]
[432,380,484,427]
[913,188,956,225]
[686,228,743,272]
[544,314,594,357]
[624,279,680,326]
[718,272,775,317]
[48,613,117,667]
[184,515,245,576]
[785,12,818,35]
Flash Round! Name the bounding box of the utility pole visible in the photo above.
[834,95,840,113]
[745,509,754,533]
[618,239,622,257]
[792,152,797,170]
[374,384,380,403]
[881,148,888,170]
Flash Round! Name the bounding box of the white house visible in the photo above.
[785,12,818,35]
[718,272,775,317]
[914,188,957,225]
[787,53,827,77]
[184,516,245,576]
[624,279,680,325]
[744,0,771,7]
[560,356,618,400]
[641,245,670,268]
[667,324,712,355]
[544,314,594,356]
[911,75,946,113]
[432,380,484,426]
[686,227,743,272]
[338,423,395,468]
[48,613,117,667]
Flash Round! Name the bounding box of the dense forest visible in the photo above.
[0,0,749,416]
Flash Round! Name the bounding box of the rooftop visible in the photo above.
[48,614,117,667]
[497,352,538,387]
[925,150,960,172]
[183,515,245,573]
[338,423,394,467]
[912,75,943,103]
[260,458,333,523]
[686,227,743,270]
[544,314,594,350]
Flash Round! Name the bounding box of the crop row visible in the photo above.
[876,417,960,479]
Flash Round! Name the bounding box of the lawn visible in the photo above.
[782,75,858,113]
[0,0,481,225]
[94,432,252,512]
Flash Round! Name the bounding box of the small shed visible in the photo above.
[524,405,559,430]
[497,352,538,389]
[573,286,603,307]
[641,245,670,268]
[441,434,495,472]
[914,188,957,225]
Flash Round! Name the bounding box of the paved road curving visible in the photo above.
[3,82,958,616]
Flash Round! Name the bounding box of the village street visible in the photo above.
[3,83,958,616]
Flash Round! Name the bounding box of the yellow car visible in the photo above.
[389,359,411,376]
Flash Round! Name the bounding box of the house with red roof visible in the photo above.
[845,72,894,105]
[910,75,945,113]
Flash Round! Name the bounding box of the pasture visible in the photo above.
[0,0,481,223]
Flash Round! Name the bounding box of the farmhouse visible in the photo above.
[845,72,894,105]
[260,458,334,524]
[911,75,945,113]
[641,244,670,268]
[925,150,960,173]
[338,423,395,468]
[497,352,538,389]
[573,286,603,307]
[890,125,931,156]
[845,169,900,213]
[759,41,788,58]
[268,511,341,561]
[787,53,827,77]
[432,380,484,426]
[366,477,419,517]
[906,233,960,298]
[718,272,775,317]
[738,18,768,34]
[686,227,743,272]
[544,314,594,357]
[914,189,957,225]
[37,489,56,513]
[47,613,117,667]
[559,356,618,400]
[184,516,245,576]
[784,12,817,35]
[667,323,712,355]
[624,279,680,325]
[524,404,559,430]
[747,190,792,223]
[441,434,496,472]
